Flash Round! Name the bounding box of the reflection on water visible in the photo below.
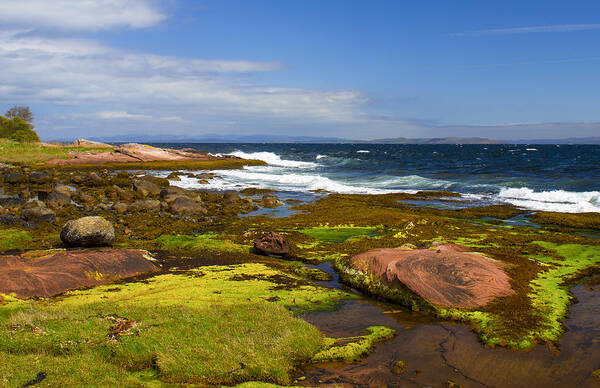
[299,276,600,388]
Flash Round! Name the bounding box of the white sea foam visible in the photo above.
[526,148,538,151]
[169,166,395,194]
[226,151,318,168]
[316,154,328,160]
[498,187,600,213]
[356,150,370,153]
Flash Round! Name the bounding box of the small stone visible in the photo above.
[46,191,71,209]
[128,200,161,212]
[133,179,161,197]
[113,203,128,213]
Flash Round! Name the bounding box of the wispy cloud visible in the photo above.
[451,23,600,37]
[0,0,166,31]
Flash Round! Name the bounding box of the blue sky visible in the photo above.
[1,0,600,140]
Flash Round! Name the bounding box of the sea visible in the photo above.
[150,143,600,214]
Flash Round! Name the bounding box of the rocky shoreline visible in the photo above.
[1,143,600,387]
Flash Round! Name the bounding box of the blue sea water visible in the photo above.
[152,143,600,213]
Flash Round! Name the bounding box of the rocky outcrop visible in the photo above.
[72,139,113,148]
[0,249,158,298]
[254,232,290,256]
[345,244,514,309]
[60,216,115,247]
[21,206,55,223]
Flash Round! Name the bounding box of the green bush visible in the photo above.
[0,115,40,142]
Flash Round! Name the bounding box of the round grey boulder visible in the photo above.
[60,216,115,247]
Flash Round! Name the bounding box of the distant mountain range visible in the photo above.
[54,133,600,145]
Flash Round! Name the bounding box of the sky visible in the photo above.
[1,0,600,141]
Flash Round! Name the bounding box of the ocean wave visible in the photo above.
[227,151,318,168]
[171,167,395,195]
[356,150,370,153]
[498,187,600,213]
[316,154,328,160]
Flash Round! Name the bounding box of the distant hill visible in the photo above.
[51,134,600,145]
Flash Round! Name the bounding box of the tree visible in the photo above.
[0,115,40,142]
[5,106,34,127]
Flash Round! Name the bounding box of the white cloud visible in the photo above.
[451,24,600,37]
[0,30,368,137]
[0,0,166,31]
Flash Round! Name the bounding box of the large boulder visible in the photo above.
[347,244,514,309]
[128,200,161,212]
[0,248,158,298]
[254,232,290,256]
[133,179,161,197]
[170,197,207,216]
[60,216,115,247]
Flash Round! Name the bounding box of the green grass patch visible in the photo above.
[0,229,32,251]
[0,139,113,165]
[51,158,265,171]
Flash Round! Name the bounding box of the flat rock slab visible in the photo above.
[0,249,159,298]
[350,244,514,308]
[46,143,233,165]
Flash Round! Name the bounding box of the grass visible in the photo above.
[0,139,113,165]
[0,263,354,386]
[51,158,265,171]
[0,229,33,251]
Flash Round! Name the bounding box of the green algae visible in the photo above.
[0,263,355,386]
[312,326,396,362]
[154,233,251,254]
[297,225,381,244]
[0,229,32,251]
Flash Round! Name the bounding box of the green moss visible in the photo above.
[297,225,380,244]
[0,139,113,165]
[0,263,355,386]
[155,233,251,254]
[0,229,32,251]
[312,326,396,362]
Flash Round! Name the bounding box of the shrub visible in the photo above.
[0,115,40,142]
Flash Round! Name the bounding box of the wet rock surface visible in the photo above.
[349,244,514,308]
[0,248,158,298]
[254,231,290,256]
[60,216,115,247]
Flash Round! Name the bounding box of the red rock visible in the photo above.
[254,232,290,256]
[0,248,159,298]
[350,244,513,308]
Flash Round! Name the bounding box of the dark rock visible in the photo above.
[113,202,128,213]
[21,207,55,223]
[88,172,104,185]
[128,200,161,212]
[0,195,26,207]
[224,191,240,203]
[51,183,73,197]
[261,194,283,208]
[46,191,71,209]
[112,185,134,201]
[160,186,193,202]
[4,172,25,184]
[254,232,290,256]
[170,197,207,215]
[60,216,115,247]
[29,171,50,183]
[0,214,23,226]
[133,179,161,197]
